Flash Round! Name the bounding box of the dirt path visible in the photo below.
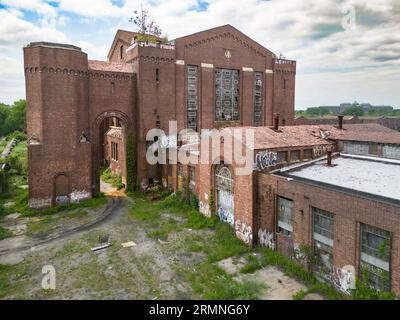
[0,196,125,263]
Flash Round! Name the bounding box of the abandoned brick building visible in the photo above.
[24,24,295,208]
[24,25,400,294]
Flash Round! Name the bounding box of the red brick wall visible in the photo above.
[257,173,400,295]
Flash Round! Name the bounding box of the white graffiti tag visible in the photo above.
[254,151,277,170]
[258,229,275,250]
[235,220,253,244]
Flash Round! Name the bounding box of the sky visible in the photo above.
[0,0,399,109]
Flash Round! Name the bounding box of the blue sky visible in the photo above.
[0,0,399,109]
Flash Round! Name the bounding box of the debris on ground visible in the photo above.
[158,239,168,244]
[91,243,111,252]
[121,241,136,248]
[91,234,111,252]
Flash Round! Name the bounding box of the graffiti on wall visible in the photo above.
[313,145,329,158]
[218,207,234,225]
[70,190,91,203]
[56,195,69,204]
[235,220,253,244]
[217,189,234,225]
[199,201,211,217]
[258,229,275,250]
[29,197,52,209]
[331,265,356,294]
[254,151,277,171]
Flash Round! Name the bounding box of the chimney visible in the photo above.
[338,115,344,129]
[326,149,332,166]
[274,113,280,130]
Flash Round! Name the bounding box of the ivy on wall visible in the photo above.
[209,187,215,215]
[125,133,137,192]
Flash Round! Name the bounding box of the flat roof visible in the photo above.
[283,154,400,202]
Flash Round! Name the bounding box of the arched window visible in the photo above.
[215,165,233,193]
[120,45,124,60]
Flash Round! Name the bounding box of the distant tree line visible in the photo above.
[0,100,26,137]
[296,102,400,118]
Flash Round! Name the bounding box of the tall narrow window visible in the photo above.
[277,197,293,236]
[120,45,124,60]
[156,68,159,82]
[111,142,119,162]
[215,68,240,121]
[253,72,263,126]
[313,208,334,279]
[283,79,287,89]
[360,224,391,292]
[187,65,198,131]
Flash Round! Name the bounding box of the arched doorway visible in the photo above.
[215,164,234,226]
[92,110,132,195]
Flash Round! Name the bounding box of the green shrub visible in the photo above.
[0,226,12,240]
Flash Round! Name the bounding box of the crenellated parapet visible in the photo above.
[273,58,296,75]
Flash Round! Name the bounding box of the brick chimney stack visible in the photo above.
[274,113,280,131]
[327,149,333,166]
[338,115,344,129]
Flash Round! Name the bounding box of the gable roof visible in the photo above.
[174,24,275,58]
[107,29,138,61]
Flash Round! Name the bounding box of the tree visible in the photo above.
[0,99,26,137]
[129,7,167,44]
[342,103,364,116]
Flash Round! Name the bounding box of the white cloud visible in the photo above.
[0,0,399,108]
[0,10,68,50]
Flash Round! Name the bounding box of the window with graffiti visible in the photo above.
[215,165,234,225]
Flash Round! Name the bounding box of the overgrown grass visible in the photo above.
[239,254,262,274]
[256,247,343,300]
[157,192,218,230]
[101,167,123,189]
[0,226,13,240]
[184,262,265,300]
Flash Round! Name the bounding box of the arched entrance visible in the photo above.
[92,110,133,195]
[215,164,234,226]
